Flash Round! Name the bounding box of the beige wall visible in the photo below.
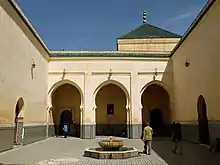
[0,1,49,125]
[48,56,173,126]
[117,38,180,52]
[172,0,220,122]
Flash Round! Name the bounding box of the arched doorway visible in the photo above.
[95,83,128,137]
[197,95,210,145]
[13,97,24,145]
[141,83,170,136]
[51,83,81,137]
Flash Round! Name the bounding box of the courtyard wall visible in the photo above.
[0,0,49,151]
[48,55,173,139]
[171,0,220,144]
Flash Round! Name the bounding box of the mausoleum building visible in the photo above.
[0,0,219,152]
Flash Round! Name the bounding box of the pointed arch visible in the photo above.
[93,79,130,109]
[140,80,170,96]
[13,97,25,145]
[141,80,171,136]
[14,97,25,118]
[48,79,84,108]
[49,79,83,138]
[93,79,131,137]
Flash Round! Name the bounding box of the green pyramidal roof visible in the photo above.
[118,23,181,39]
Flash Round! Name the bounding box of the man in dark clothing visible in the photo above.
[172,122,182,155]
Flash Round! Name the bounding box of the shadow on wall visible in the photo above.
[161,58,173,106]
[160,58,174,136]
[141,58,173,137]
[141,84,172,137]
[141,58,174,137]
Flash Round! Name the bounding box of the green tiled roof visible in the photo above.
[118,23,181,39]
[50,51,170,58]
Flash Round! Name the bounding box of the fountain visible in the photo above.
[84,137,139,159]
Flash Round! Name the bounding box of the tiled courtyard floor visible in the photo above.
[0,137,219,165]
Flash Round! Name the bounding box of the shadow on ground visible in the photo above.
[152,138,220,165]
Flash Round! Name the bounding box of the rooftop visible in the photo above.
[50,50,170,58]
[117,23,181,39]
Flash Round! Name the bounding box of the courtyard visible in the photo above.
[0,137,219,165]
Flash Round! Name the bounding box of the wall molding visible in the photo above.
[91,72,131,76]
[48,71,85,75]
[138,71,164,75]
[49,57,169,61]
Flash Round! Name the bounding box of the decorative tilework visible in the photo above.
[15,122,24,145]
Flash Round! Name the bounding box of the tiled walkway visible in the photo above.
[0,137,219,165]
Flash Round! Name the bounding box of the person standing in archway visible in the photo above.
[172,122,182,155]
[63,122,68,138]
[142,122,153,155]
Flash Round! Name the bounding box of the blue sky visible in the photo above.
[16,0,208,50]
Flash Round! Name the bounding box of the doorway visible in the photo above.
[150,108,164,130]
[197,95,210,145]
[51,83,82,137]
[13,97,24,145]
[59,110,72,136]
[95,83,128,137]
[141,83,170,136]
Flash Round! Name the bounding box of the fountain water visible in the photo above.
[84,137,139,159]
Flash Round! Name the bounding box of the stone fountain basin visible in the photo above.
[84,147,139,159]
[98,140,124,150]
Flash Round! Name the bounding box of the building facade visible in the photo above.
[0,0,219,152]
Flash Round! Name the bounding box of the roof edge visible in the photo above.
[147,23,181,38]
[170,0,216,57]
[8,0,50,57]
[117,23,182,40]
[50,50,170,54]
[50,51,171,58]
[117,23,144,40]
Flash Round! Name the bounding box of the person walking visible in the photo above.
[142,122,153,155]
[172,122,182,155]
[63,123,68,138]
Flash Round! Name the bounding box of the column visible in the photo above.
[81,72,96,139]
[14,117,24,145]
[130,72,142,139]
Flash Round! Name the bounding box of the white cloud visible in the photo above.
[165,7,202,24]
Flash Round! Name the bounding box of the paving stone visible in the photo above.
[0,137,219,165]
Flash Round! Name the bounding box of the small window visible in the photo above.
[107,104,114,115]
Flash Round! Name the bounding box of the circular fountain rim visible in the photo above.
[85,146,139,154]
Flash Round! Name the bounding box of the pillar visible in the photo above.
[81,72,96,139]
[14,117,24,145]
[130,72,142,139]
